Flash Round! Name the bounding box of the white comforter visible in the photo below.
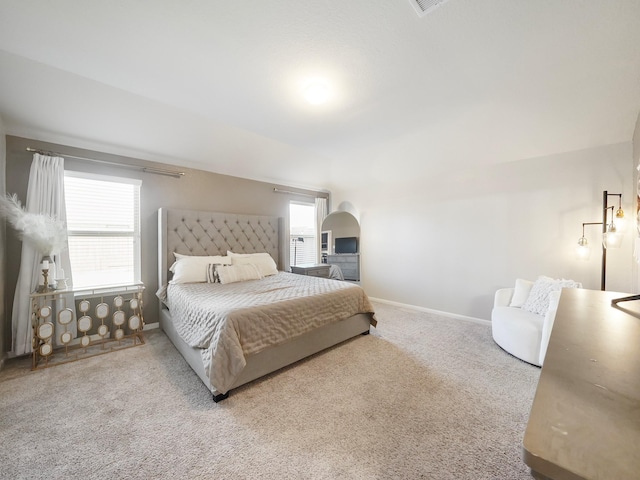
[164,272,376,393]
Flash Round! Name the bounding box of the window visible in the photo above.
[64,171,141,289]
[289,201,317,267]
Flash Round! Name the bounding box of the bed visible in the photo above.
[157,207,376,402]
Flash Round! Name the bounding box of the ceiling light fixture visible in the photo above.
[304,80,330,105]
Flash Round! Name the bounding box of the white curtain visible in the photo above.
[12,154,74,355]
[315,197,328,263]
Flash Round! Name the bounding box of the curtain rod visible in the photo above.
[26,147,185,179]
[273,187,328,199]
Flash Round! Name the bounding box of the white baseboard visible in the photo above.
[144,322,159,331]
[368,297,490,326]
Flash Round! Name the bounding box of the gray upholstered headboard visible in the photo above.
[158,208,282,286]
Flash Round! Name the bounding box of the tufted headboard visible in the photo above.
[158,208,282,287]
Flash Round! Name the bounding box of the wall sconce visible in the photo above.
[576,191,624,290]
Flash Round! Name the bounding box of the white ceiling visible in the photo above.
[0,0,639,191]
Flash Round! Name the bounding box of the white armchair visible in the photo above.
[491,283,562,367]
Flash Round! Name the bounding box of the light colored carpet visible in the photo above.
[0,301,540,479]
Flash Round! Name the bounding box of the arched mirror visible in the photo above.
[321,211,361,281]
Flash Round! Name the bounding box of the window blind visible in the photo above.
[289,202,317,267]
[64,171,141,289]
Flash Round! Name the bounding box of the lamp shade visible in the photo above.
[614,208,627,231]
[576,237,591,260]
[603,230,622,249]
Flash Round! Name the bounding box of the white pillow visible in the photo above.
[522,276,581,315]
[510,279,534,307]
[216,263,263,284]
[169,253,231,284]
[172,252,231,264]
[227,251,278,277]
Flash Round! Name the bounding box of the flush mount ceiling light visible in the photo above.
[303,80,330,105]
[409,0,452,18]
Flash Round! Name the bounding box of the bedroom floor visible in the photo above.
[0,301,540,479]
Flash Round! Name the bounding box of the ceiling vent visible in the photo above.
[409,0,451,17]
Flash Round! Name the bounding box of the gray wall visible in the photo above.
[3,135,323,354]
[0,120,6,366]
[634,111,640,168]
[333,141,636,320]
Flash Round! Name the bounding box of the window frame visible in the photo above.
[288,200,318,268]
[64,170,142,289]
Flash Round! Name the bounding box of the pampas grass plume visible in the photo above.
[0,194,67,255]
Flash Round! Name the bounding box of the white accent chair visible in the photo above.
[491,284,562,367]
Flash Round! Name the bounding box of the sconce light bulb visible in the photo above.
[616,207,624,219]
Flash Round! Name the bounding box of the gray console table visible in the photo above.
[30,284,145,370]
[523,288,640,479]
[326,254,360,281]
[290,264,330,278]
